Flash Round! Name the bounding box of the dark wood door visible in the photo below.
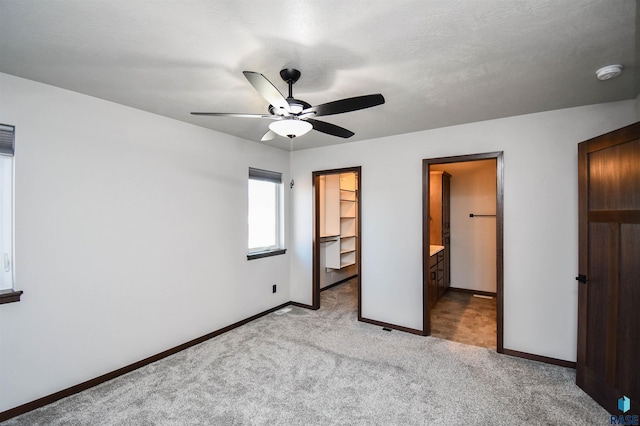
[577,121,640,415]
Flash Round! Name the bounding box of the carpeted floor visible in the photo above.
[430,290,497,349]
[3,279,608,425]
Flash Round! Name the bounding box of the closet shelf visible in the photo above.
[322,172,358,271]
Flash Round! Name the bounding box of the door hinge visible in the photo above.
[575,274,587,284]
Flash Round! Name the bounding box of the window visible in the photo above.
[247,167,285,259]
[0,124,19,303]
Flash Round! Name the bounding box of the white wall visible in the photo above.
[290,100,637,362]
[635,92,640,120]
[0,73,291,412]
[432,160,496,293]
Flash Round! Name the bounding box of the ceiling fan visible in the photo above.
[191,69,385,141]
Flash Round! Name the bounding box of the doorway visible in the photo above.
[422,152,504,352]
[312,167,361,317]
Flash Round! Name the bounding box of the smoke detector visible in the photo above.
[595,64,623,81]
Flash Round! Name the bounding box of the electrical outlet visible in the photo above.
[272,284,277,293]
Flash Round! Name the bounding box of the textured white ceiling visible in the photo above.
[0,1,637,150]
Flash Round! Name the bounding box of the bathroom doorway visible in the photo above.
[422,152,504,352]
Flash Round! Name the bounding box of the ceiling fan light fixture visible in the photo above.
[269,119,313,138]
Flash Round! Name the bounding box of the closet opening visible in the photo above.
[422,153,504,352]
[312,167,361,317]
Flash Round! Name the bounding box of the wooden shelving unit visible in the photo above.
[322,172,358,270]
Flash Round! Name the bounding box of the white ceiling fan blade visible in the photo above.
[243,71,290,113]
[261,129,277,141]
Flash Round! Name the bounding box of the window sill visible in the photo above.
[0,289,23,305]
[247,248,287,260]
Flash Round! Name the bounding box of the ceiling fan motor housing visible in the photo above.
[268,98,311,116]
[280,68,301,84]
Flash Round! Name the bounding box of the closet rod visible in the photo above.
[469,213,496,218]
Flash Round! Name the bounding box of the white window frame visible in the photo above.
[0,124,16,298]
[248,167,285,259]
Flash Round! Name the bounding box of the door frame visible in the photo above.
[312,166,362,316]
[422,152,504,352]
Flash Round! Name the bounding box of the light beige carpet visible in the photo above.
[2,279,608,425]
